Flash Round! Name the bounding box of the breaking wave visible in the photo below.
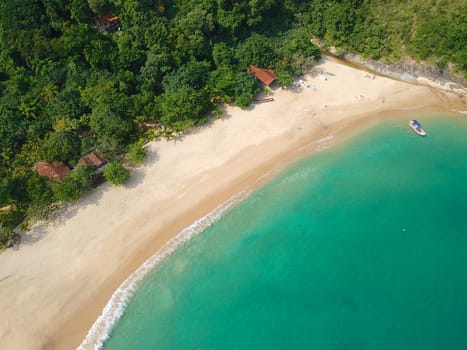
[313,132,337,151]
[451,109,467,115]
[393,104,428,111]
[77,190,249,350]
[315,134,335,145]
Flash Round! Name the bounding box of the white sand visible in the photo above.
[0,57,463,350]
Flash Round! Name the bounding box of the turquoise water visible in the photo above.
[104,116,467,350]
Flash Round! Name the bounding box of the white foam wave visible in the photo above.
[315,134,335,144]
[77,190,248,350]
[393,104,428,111]
[302,132,337,154]
[314,133,336,151]
[451,109,467,115]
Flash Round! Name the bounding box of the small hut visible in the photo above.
[79,151,107,168]
[248,65,277,86]
[36,161,70,181]
[95,15,120,32]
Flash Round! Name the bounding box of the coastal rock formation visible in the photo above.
[340,53,466,97]
[311,38,466,98]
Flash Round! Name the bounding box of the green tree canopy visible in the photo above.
[103,161,130,186]
[89,105,133,144]
[128,143,146,165]
[45,89,86,123]
[212,42,237,68]
[162,61,211,93]
[41,131,81,163]
[159,86,212,132]
[26,173,53,206]
[235,33,277,68]
[0,107,28,155]
[53,165,94,202]
[87,0,111,15]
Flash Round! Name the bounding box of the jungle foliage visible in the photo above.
[304,0,466,70]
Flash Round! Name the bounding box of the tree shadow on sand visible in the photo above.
[18,147,161,246]
[19,185,106,246]
[125,147,159,190]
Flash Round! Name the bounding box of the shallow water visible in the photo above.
[103,115,467,350]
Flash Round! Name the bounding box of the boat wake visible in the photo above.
[77,190,248,350]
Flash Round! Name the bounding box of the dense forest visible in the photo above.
[0,0,465,247]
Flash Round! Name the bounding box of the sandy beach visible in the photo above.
[0,57,464,350]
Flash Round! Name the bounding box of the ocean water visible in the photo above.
[102,115,467,350]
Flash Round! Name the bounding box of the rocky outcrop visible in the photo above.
[341,53,466,89]
[311,38,466,97]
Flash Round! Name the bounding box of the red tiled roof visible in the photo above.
[79,151,107,167]
[248,65,277,86]
[36,161,70,181]
[95,15,120,31]
[103,15,119,22]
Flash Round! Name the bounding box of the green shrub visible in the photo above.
[0,207,24,229]
[128,143,146,165]
[53,165,95,203]
[103,162,130,186]
[0,225,20,248]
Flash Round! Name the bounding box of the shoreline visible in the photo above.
[314,42,466,98]
[76,108,463,350]
[74,106,460,350]
[0,57,465,350]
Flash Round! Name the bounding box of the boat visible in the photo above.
[409,119,426,136]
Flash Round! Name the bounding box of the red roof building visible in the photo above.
[95,15,120,32]
[248,65,277,86]
[36,161,70,181]
[79,151,107,168]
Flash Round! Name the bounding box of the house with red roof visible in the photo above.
[79,151,107,168]
[248,65,278,86]
[95,15,120,32]
[36,161,70,181]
